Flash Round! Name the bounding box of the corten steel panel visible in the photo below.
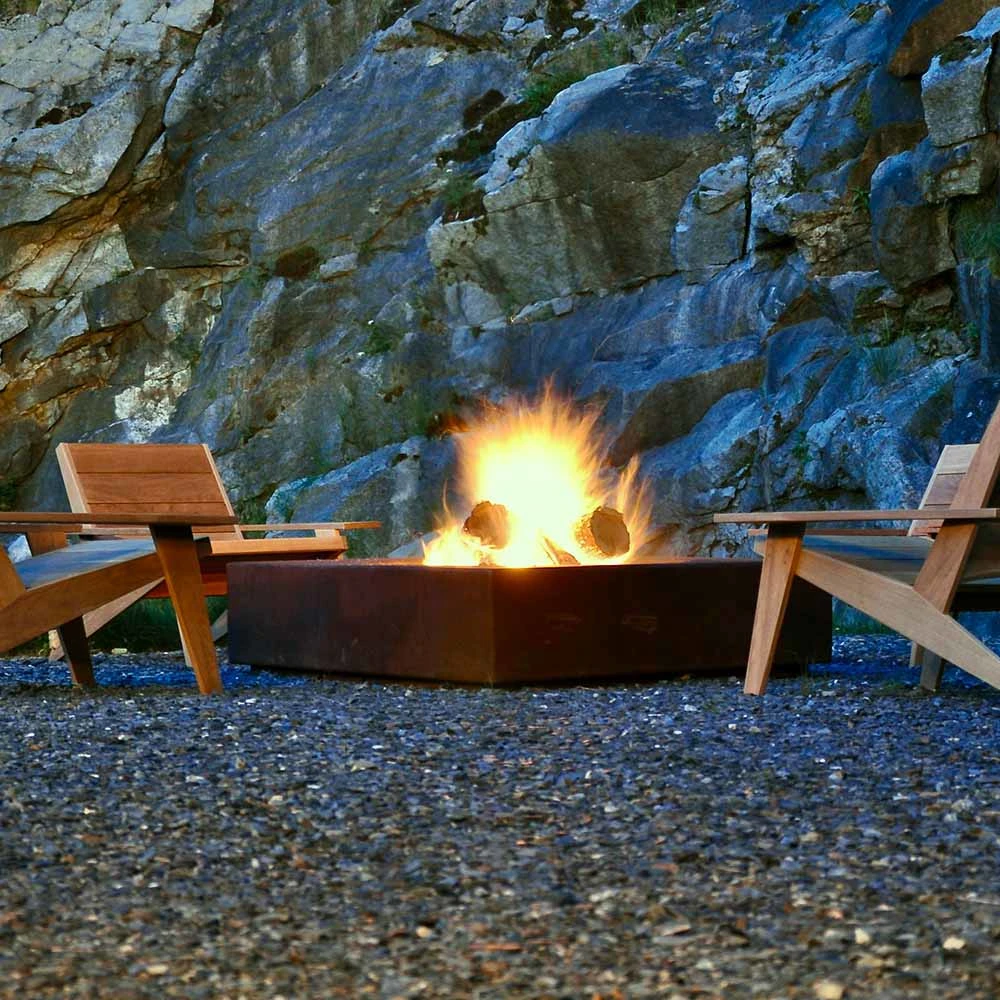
[228,560,832,685]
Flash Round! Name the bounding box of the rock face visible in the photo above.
[1,0,999,556]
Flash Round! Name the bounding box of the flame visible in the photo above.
[423,388,653,567]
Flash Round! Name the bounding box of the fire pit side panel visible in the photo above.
[228,562,499,683]
[489,561,831,683]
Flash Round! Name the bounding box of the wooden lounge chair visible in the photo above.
[53,443,380,654]
[714,402,1000,696]
[0,511,228,693]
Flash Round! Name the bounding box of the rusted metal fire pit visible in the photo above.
[228,559,831,684]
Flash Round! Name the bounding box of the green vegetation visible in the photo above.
[244,265,271,293]
[0,1,39,20]
[522,35,632,117]
[790,431,810,465]
[373,0,419,31]
[961,322,981,356]
[440,172,486,223]
[865,340,904,385]
[850,3,880,24]
[785,2,819,29]
[729,102,753,131]
[356,235,379,267]
[234,496,268,526]
[172,332,203,368]
[938,36,988,65]
[364,322,403,355]
[832,604,892,634]
[90,598,228,653]
[913,323,964,359]
[789,159,810,192]
[852,90,873,132]
[953,198,1000,277]
[622,0,687,31]
[803,372,825,400]
[850,186,871,216]
[0,480,17,511]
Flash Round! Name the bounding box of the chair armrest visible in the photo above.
[714,508,1000,525]
[0,512,237,532]
[237,521,382,533]
[747,527,910,536]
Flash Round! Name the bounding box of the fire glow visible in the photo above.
[422,389,653,567]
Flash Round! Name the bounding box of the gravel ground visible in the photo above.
[0,635,997,1000]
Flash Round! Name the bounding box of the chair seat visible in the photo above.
[16,538,158,591]
[757,534,1000,594]
[753,533,933,584]
[753,532,1000,593]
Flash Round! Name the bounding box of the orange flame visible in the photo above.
[423,388,652,567]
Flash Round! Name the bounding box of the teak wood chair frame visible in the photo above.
[715,402,1000,696]
[53,443,380,655]
[0,511,228,693]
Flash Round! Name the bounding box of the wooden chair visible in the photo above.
[714,402,1000,695]
[0,511,228,693]
[53,443,380,654]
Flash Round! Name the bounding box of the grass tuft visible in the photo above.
[522,35,632,117]
[0,1,39,20]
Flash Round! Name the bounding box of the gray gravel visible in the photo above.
[1,636,997,999]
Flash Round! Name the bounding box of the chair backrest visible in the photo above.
[57,443,242,540]
[909,401,1000,552]
[909,444,980,537]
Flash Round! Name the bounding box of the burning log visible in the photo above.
[541,536,581,566]
[574,506,630,559]
[462,499,629,566]
[463,501,511,550]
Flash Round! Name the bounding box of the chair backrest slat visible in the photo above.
[57,443,241,540]
[908,407,1000,541]
[910,442,1000,537]
[951,401,1000,509]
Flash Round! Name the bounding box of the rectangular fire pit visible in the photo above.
[227,559,831,684]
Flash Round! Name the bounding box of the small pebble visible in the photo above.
[814,982,845,1000]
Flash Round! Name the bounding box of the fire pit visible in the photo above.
[227,559,830,684]
[229,390,829,683]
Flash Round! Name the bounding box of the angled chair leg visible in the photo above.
[910,522,976,692]
[796,547,1000,691]
[745,525,804,695]
[57,617,96,687]
[210,609,229,642]
[151,526,222,695]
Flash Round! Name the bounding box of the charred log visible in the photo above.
[463,501,511,549]
[574,506,630,558]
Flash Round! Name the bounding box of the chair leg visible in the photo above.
[745,525,804,695]
[919,652,945,691]
[57,617,95,687]
[151,527,222,695]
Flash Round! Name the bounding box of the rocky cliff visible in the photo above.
[2,0,999,555]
